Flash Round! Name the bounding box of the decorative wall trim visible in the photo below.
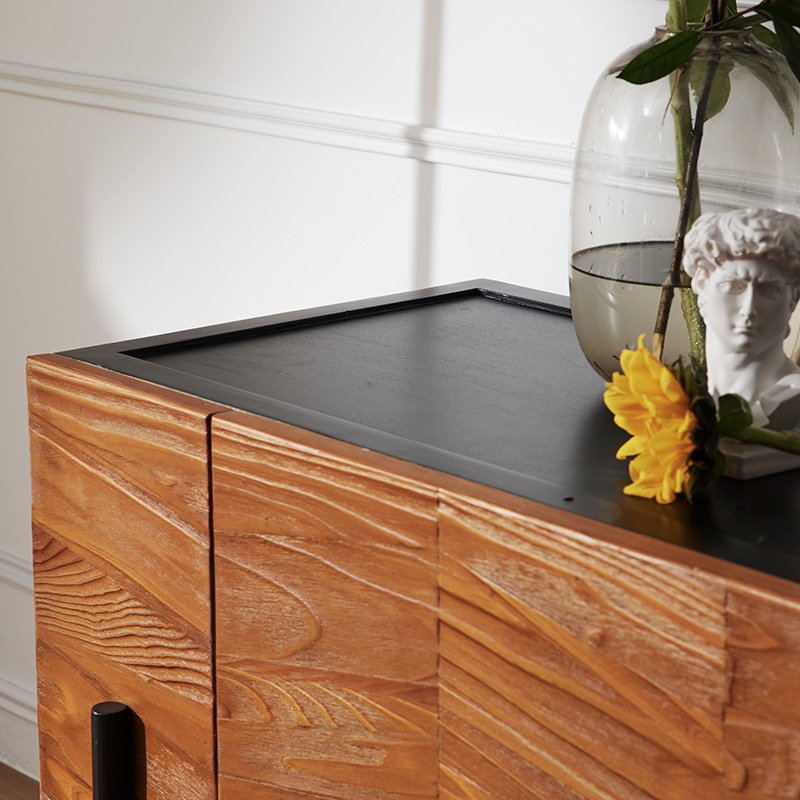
[0,551,37,724]
[0,59,574,183]
[0,549,33,593]
[0,675,37,725]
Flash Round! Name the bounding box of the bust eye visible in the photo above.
[757,283,783,299]
[717,280,746,294]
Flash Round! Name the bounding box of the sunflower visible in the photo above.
[604,335,719,503]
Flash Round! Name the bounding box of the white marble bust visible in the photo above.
[683,208,800,478]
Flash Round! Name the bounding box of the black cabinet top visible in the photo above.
[62,280,800,583]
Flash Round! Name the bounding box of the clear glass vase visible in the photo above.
[570,27,800,380]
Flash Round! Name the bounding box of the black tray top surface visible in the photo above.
[62,280,800,583]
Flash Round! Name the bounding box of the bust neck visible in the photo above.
[706,335,800,404]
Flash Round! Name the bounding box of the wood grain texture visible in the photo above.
[439,490,733,800]
[217,664,437,800]
[27,354,224,800]
[28,355,219,633]
[211,412,439,798]
[724,585,800,798]
[28,353,800,800]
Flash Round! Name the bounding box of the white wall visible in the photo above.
[0,0,668,779]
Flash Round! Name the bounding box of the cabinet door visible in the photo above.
[439,490,733,800]
[28,355,221,800]
[211,413,439,800]
[725,583,800,799]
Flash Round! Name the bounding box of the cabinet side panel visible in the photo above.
[27,354,220,800]
[725,586,800,799]
[439,491,730,800]
[211,413,438,800]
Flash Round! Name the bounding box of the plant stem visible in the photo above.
[665,0,687,31]
[679,287,706,362]
[708,1,768,31]
[652,45,719,366]
[734,426,800,456]
[653,66,693,362]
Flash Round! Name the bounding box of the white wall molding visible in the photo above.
[0,549,33,594]
[0,59,574,183]
[0,674,37,726]
[0,550,36,725]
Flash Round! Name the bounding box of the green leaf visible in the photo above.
[756,3,800,82]
[691,394,718,431]
[759,0,800,28]
[689,59,732,121]
[683,449,724,502]
[772,18,800,83]
[738,43,797,130]
[717,393,753,435]
[716,10,798,129]
[749,21,781,48]
[687,0,711,23]
[721,12,772,30]
[619,30,701,84]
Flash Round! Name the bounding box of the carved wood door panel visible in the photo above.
[28,355,222,800]
[211,412,439,799]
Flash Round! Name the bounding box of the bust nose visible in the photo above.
[738,283,757,321]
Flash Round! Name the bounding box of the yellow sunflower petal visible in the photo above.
[606,335,697,504]
[625,450,688,504]
[616,436,646,459]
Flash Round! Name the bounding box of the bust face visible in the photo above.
[701,258,793,359]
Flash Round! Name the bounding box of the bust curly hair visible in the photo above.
[683,208,800,311]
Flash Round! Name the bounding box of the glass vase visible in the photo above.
[570,27,800,380]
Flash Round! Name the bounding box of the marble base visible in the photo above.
[721,437,800,480]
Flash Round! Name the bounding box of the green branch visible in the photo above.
[618,0,800,368]
[652,43,718,366]
[734,426,800,455]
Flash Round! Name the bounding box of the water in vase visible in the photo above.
[569,242,692,380]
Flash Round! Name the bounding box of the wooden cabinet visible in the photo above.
[28,355,219,800]
[28,283,800,799]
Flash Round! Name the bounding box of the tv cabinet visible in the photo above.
[28,282,800,799]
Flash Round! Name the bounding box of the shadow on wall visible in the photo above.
[2,96,111,351]
[4,0,449,558]
[3,0,449,575]
[2,92,110,558]
[0,90,111,779]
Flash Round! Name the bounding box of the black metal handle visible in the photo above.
[91,702,135,800]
